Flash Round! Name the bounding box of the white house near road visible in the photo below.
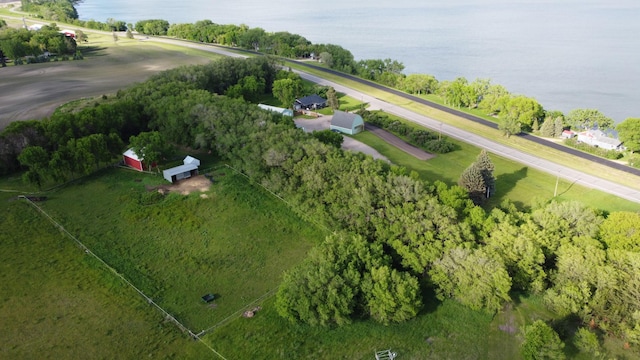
[330,110,365,135]
[576,129,624,151]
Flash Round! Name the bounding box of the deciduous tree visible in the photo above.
[521,320,566,360]
[566,109,613,130]
[616,117,640,152]
[430,247,512,313]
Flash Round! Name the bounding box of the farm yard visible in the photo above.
[0,166,532,359]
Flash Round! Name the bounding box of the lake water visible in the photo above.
[76,0,640,123]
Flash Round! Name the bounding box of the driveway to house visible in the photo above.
[294,116,389,162]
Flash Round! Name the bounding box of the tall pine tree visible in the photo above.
[475,149,495,198]
[458,162,486,204]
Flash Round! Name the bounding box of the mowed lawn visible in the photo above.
[24,166,325,333]
[353,131,640,213]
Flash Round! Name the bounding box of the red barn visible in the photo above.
[123,148,144,171]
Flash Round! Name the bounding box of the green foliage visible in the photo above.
[0,25,76,61]
[521,320,566,360]
[135,19,170,36]
[539,116,557,137]
[498,116,522,138]
[458,161,486,204]
[276,233,393,326]
[599,211,640,251]
[499,96,544,131]
[430,247,512,313]
[326,86,339,110]
[359,110,455,153]
[311,130,343,149]
[566,109,614,130]
[20,0,78,22]
[616,117,640,152]
[475,149,495,198]
[401,73,439,95]
[128,131,173,170]
[458,150,495,204]
[362,266,422,325]
[573,327,602,357]
[272,77,303,109]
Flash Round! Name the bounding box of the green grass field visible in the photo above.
[0,194,211,359]
[29,166,325,332]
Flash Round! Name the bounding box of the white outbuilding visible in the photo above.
[162,156,200,183]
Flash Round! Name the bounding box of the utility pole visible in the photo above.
[553,175,559,197]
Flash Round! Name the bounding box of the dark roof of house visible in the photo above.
[295,94,326,107]
[331,110,362,129]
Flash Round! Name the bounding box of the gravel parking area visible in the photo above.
[294,116,389,162]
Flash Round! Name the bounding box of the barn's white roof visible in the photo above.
[123,148,142,161]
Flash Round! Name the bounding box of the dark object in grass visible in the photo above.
[202,294,215,303]
[26,196,47,202]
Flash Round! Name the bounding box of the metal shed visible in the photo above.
[330,110,365,135]
[162,156,200,183]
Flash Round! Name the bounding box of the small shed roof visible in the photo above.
[331,110,362,129]
[163,163,198,178]
[123,148,142,161]
[183,155,200,166]
[258,104,294,117]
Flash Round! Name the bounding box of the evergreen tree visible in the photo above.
[326,86,339,110]
[475,149,495,198]
[458,162,486,204]
[554,117,565,138]
[540,116,556,137]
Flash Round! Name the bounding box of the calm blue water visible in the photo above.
[76,0,640,123]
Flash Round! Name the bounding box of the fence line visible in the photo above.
[221,164,331,233]
[200,288,278,336]
[19,196,226,359]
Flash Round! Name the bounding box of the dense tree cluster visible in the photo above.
[4,52,640,352]
[21,0,79,22]
[0,23,77,63]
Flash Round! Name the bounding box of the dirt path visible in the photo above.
[365,124,434,160]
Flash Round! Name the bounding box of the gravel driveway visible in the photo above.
[294,116,389,162]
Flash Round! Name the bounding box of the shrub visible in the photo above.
[564,138,622,160]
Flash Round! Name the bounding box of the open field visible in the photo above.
[0,194,211,358]
[3,163,639,358]
[0,31,219,128]
[28,166,325,332]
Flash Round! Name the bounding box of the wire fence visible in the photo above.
[17,164,321,359]
[19,196,228,359]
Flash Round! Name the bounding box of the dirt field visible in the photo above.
[146,175,212,196]
[0,41,214,129]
